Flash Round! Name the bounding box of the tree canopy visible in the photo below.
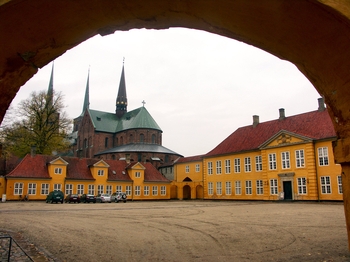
[0,90,72,157]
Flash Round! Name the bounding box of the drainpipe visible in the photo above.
[313,142,320,202]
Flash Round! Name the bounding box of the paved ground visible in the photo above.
[0,200,349,262]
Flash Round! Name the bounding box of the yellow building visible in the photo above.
[201,99,342,201]
[5,154,170,201]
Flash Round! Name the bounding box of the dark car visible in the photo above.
[65,194,80,203]
[111,192,127,203]
[46,190,64,204]
[80,194,96,203]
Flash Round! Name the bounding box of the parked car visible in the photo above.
[96,193,111,203]
[80,194,96,203]
[46,190,64,204]
[64,194,80,203]
[111,192,127,203]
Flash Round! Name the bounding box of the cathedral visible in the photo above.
[71,63,182,168]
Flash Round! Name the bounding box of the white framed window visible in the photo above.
[207,162,213,175]
[295,150,305,168]
[216,161,222,175]
[297,177,307,194]
[245,180,252,195]
[281,152,290,169]
[106,185,112,194]
[135,186,141,196]
[54,184,62,191]
[234,158,241,173]
[54,167,62,174]
[269,154,277,170]
[338,176,343,194]
[135,171,141,178]
[208,182,213,195]
[28,183,36,195]
[216,182,222,195]
[14,183,23,195]
[77,184,84,195]
[152,186,158,196]
[244,157,251,172]
[225,181,232,195]
[116,185,122,192]
[161,186,166,196]
[65,184,73,195]
[185,165,189,173]
[126,186,131,196]
[270,179,278,195]
[97,169,104,176]
[195,164,200,172]
[41,184,49,195]
[88,185,95,195]
[235,181,241,195]
[320,176,331,194]
[255,156,262,172]
[144,186,150,196]
[256,180,263,195]
[225,159,231,174]
[97,185,104,195]
[318,147,329,166]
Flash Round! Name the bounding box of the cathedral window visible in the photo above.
[129,134,134,143]
[105,137,108,148]
[140,134,145,143]
[152,134,156,144]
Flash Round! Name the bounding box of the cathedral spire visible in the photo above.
[80,67,90,116]
[47,62,54,105]
[116,60,127,118]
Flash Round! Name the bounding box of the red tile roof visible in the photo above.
[177,155,204,163]
[104,160,132,181]
[142,162,170,182]
[205,110,336,157]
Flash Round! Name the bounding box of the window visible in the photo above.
[116,185,122,192]
[234,158,241,173]
[105,137,109,148]
[106,185,112,195]
[140,134,145,143]
[97,185,104,195]
[195,164,200,172]
[41,184,49,195]
[161,186,166,196]
[281,152,290,169]
[97,169,104,176]
[270,179,278,195]
[88,185,95,195]
[65,184,73,195]
[244,157,251,172]
[77,184,84,195]
[217,182,222,195]
[144,186,150,196]
[297,177,307,194]
[235,181,241,195]
[225,159,231,174]
[135,186,141,196]
[320,176,331,194]
[54,167,62,174]
[255,156,262,171]
[126,186,131,196]
[225,181,232,195]
[152,134,156,144]
[14,183,23,195]
[318,147,329,166]
[28,183,36,195]
[216,161,222,175]
[54,184,61,191]
[256,180,263,195]
[208,182,213,195]
[152,186,158,196]
[295,150,305,168]
[135,172,141,178]
[185,165,189,173]
[338,176,343,194]
[208,162,213,175]
[245,180,252,195]
[269,154,277,170]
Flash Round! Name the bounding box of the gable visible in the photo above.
[129,162,146,170]
[93,160,110,168]
[49,157,69,166]
[260,130,312,149]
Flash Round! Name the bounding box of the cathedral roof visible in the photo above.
[88,106,162,133]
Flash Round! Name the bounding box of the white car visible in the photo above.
[96,193,111,203]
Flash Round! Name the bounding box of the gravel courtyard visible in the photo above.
[0,200,349,262]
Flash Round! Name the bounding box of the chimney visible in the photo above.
[253,115,259,128]
[279,108,285,120]
[30,145,36,157]
[318,97,326,112]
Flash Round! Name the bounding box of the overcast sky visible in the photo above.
[6,28,321,157]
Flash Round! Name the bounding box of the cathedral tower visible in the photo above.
[116,62,127,118]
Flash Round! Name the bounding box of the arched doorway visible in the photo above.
[183,185,191,200]
[196,185,203,199]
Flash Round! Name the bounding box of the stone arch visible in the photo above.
[3,0,350,246]
[183,185,191,200]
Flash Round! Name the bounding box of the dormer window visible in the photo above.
[135,171,141,178]
[54,167,62,174]
[98,170,104,176]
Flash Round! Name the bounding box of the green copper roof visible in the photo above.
[88,107,162,133]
